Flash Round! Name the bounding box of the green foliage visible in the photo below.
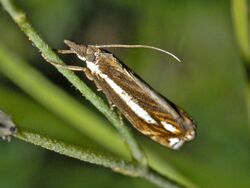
[0,0,249,188]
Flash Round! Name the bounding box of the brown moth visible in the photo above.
[48,40,196,149]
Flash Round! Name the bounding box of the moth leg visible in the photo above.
[111,103,116,111]
[42,54,84,71]
[57,49,74,54]
[83,68,94,81]
[102,92,115,111]
[117,110,123,122]
[91,78,103,92]
[91,78,115,110]
[106,97,115,111]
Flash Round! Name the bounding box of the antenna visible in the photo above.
[90,44,181,63]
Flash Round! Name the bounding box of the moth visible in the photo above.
[47,40,196,149]
[0,110,17,142]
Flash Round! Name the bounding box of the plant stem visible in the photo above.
[15,129,182,188]
[0,44,128,157]
[231,0,250,125]
[0,0,146,164]
[231,0,250,63]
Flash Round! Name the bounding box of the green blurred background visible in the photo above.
[0,0,249,188]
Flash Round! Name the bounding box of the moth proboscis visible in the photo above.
[45,40,196,150]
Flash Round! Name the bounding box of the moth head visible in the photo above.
[0,111,17,138]
[64,40,100,62]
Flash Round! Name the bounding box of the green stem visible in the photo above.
[231,0,250,63]
[231,0,250,125]
[0,0,146,164]
[0,44,127,157]
[16,129,182,188]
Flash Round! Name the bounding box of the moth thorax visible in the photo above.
[85,47,100,62]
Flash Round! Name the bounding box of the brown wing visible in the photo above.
[92,52,195,149]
